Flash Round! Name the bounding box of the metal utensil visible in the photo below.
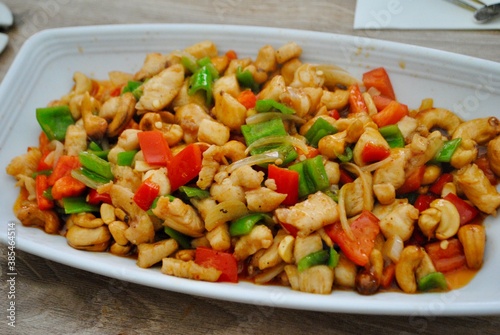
[0,2,13,54]
[474,3,500,22]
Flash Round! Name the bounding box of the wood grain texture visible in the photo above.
[1,1,500,334]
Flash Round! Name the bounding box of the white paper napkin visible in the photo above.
[354,0,500,30]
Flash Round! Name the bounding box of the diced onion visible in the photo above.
[227,150,284,173]
[204,200,249,231]
[342,162,373,211]
[360,155,394,172]
[245,112,306,125]
[382,235,404,263]
[244,135,309,155]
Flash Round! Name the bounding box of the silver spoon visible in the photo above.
[474,3,500,23]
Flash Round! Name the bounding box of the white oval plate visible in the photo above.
[1,24,500,316]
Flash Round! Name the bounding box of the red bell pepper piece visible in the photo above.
[324,210,380,266]
[443,193,479,226]
[361,142,390,164]
[237,90,257,109]
[425,238,466,273]
[414,194,438,212]
[47,155,82,186]
[339,167,355,185]
[397,165,425,194]
[51,175,86,200]
[167,143,203,191]
[380,263,396,289]
[328,109,340,120]
[225,50,238,60]
[362,67,396,100]
[133,179,160,211]
[37,151,53,171]
[279,221,299,237]
[371,100,409,128]
[35,174,54,210]
[137,131,173,167]
[348,84,368,114]
[371,94,393,112]
[429,173,454,195]
[87,189,112,205]
[268,164,299,206]
[195,247,238,283]
[39,131,51,155]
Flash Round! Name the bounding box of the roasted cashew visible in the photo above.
[66,225,111,252]
[395,245,425,293]
[139,112,184,147]
[418,199,460,240]
[458,224,486,269]
[68,213,104,229]
[100,92,136,137]
[81,92,107,140]
[15,202,60,234]
[414,108,462,136]
[487,136,500,177]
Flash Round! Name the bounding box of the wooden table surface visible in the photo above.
[1,1,500,334]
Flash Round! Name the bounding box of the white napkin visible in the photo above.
[354,0,500,30]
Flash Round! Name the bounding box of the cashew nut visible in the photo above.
[68,213,104,229]
[414,108,462,136]
[100,92,136,137]
[15,202,61,234]
[139,112,184,147]
[137,239,179,268]
[81,92,107,140]
[66,225,111,252]
[487,136,500,177]
[458,224,486,269]
[395,245,425,293]
[418,199,460,240]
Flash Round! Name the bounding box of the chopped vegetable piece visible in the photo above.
[268,164,299,206]
[87,189,112,205]
[137,130,172,167]
[79,151,114,181]
[348,84,368,114]
[429,173,454,195]
[336,146,353,163]
[181,55,199,74]
[71,168,110,189]
[414,194,438,212]
[328,247,340,269]
[164,226,192,249]
[35,174,54,210]
[178,186,210,199]
[444,193,479,226]
[372,94,393,112]
[236,66,259,93]
[362,67,396,100]
[304,155,329,192]
[229,213,269,236]
[379,124,405,148]
[325,210,380,266]
[167,143,203,191]
[371,100,409,128]
[297,250,329,272]
[133,179,160,211]
[47,155,82,186]
[189,65,215,105]
[36,105,75,141]
[88,141,102,151]
[241,118,288,146]
[397,165,425,194]
[255,99,295,115]
[237,89,257,109]
[62,196,100,214]
[117,150,138,166]
[196,57,219,79]
[425,238,466,273]
[418,272,448,291]
[361,142,390,164]
[433,138,462,163]
[380,263,396,289]
[121,80,143,100]
[51,175,86,200]
[304,117,338,147]
[195,247,238,283]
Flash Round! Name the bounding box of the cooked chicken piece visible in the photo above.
[353,127,390,166]
[377,202,419,241]
[135,64,184,112]
[99,93,136,137]
[64,125,87,156]
[229,165,264,189]
[233,225,273,261]
[197,118,230,146]
[293,233,323,262]
[373,148,408,204]
[258,75,286,101]
[143,167,171,196]
[174,103,212,143]
[112,165,142,193]
[153,197,205,237]
[343,173,374,217]
[212,90,247,131]
[298,265,334,294]
[246,187,287,212]
[275,192,339,237]
[206,223,231,251]
[110,184,155,245]
[210,177,246,203]
[289,63,324,89]
[488,136,500,177]
[137,239,178,268]
[258,230,288,270]
[6,147,42,178]
[161,258,221,282]
[134,53,170,81]
[455,163,500,215]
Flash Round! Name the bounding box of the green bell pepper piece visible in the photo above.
[241,118,288,146]
[328,247,340,269]
[36,105,75,141]
[71,168,110,189]
[164,226,192,249]
[336,146,353,163]
[79,151,114,181]
[63,196,100,214]
[418,272,448,291]
[178,186,210,199]
[305,117,338,148]
[379,124,405,148]
[236,66,259,93]
[117,150,138,166]
[188,64,216,105]
[304,155,329,192]
[229,213,270,237]
[434,138,462,163]
[121,80,143,100]
[255,99,295,115]
[297,249,329,272]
